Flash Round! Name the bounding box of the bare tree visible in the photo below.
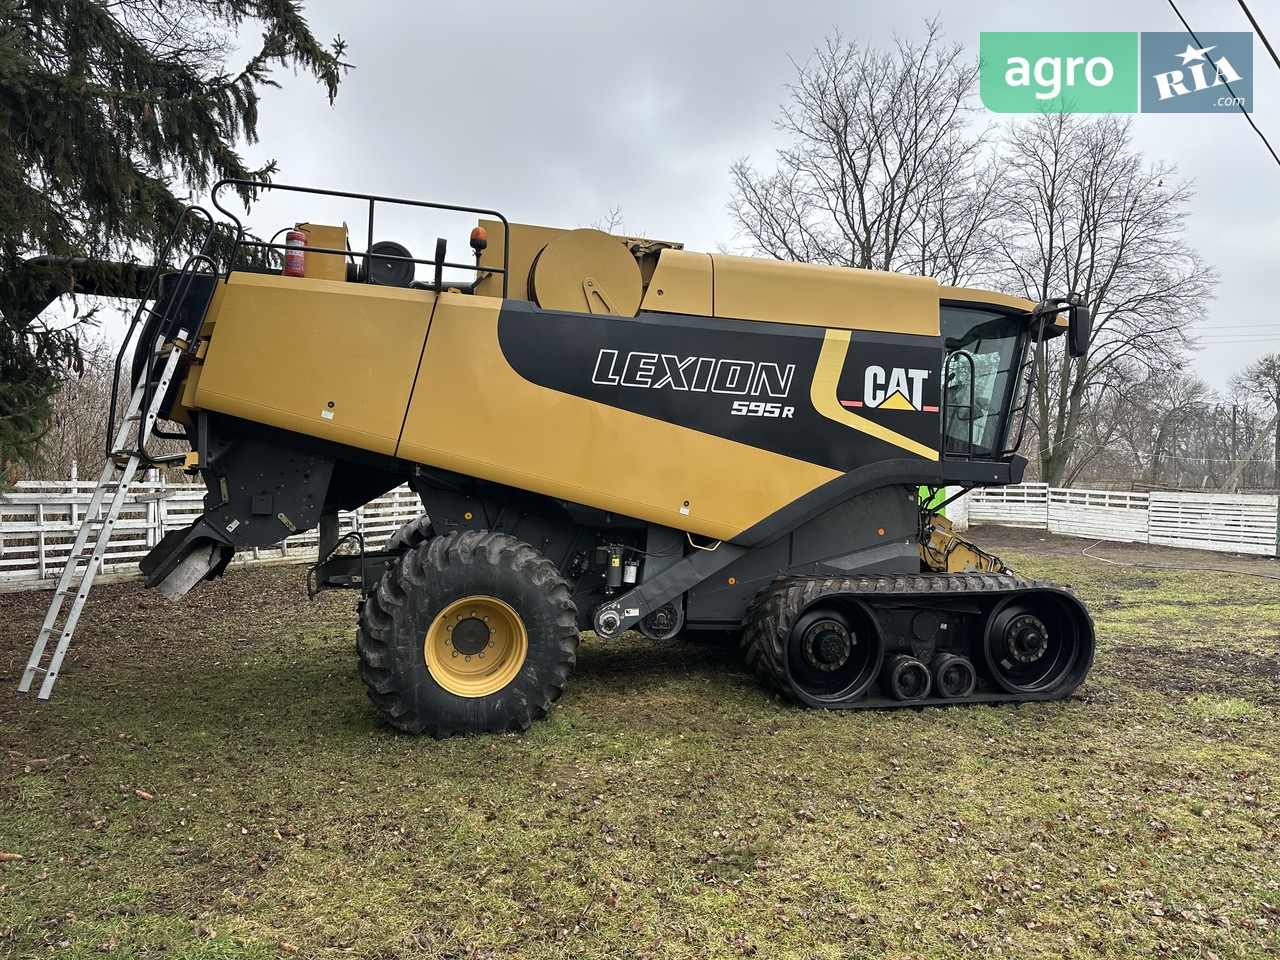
[1226,353,1280,489]
[22,338,120,480]
[995,113,1216,485]
[1066,368,1216,488]
[1066,360,1163,484]
[1145,375,1214,486]
[728,21,1000,285]
[729,28,1217,489]
[22,336,189,482]
[590,206,627,234]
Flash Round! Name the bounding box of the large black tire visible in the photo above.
[356,531,579,737]
[384,513,434,550]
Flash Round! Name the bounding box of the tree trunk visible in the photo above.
[1222,407,1280,491]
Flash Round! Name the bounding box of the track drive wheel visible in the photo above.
[356,531,579,737]
[983,592,1093,697]
[742,580,882,706]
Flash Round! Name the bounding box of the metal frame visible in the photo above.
[209,179,513,298]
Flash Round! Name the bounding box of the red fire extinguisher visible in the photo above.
[283,228,307,277]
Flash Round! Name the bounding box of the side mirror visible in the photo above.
[1067,302,1092,358]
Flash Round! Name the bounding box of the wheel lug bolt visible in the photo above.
[488,641,494,647]
[465,655,472,662]
[452,651,458,657]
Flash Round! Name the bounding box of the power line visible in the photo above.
[1179,334,1280,344]
[1196,338,1280,344]
[1197,336,1280,343]
[1235,0,1280,76]
[1166,0,1280,168]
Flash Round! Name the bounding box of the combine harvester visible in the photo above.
[21,181,1095,736]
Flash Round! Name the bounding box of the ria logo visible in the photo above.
[1141,32,1252,113]
[842,366,938,412]
[1152,42,1243,101]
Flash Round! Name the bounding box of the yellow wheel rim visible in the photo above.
[424,596,528,697]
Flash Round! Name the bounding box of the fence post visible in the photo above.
[37,502,46,580]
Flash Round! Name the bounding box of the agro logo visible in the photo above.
[842,365,938,412]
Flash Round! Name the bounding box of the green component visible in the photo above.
[919,485,947,517]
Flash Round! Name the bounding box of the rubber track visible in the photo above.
[741,572,1092,709]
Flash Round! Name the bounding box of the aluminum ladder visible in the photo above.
[18,333,188,700]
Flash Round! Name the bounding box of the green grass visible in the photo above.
[2,553,1279,959]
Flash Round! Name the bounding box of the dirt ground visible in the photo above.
[970,521,1280,578]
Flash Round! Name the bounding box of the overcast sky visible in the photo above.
[212,0,1278,392]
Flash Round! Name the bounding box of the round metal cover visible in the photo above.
[366,240,414,287]
[530,229,642,316]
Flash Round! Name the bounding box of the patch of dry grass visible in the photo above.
[2,546,1277,959]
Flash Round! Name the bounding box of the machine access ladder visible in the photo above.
[18,335,188,699]
[17,203,217,700]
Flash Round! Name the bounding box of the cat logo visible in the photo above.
[841,365,938,412]
[810,329,940,462]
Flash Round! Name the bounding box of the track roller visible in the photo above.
[786,604,882,704]
[743,574,1094,710]
[931,653,978,699]
[880,654,931,701]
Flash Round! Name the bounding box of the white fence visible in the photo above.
[3,479,1277,590]
[0,478,424,588]
[966,483,1280,556]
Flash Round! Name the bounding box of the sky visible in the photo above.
[148,0,1280,392]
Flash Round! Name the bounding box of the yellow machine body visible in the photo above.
[180,227,1025,543]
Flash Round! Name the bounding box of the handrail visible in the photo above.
[108,206,216,458]
[942,350,978,462]
[209,179,512,298]
[1002,319,1044,458]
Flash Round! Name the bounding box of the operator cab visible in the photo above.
[941,307,1030,460]
[941,297,1090,462]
